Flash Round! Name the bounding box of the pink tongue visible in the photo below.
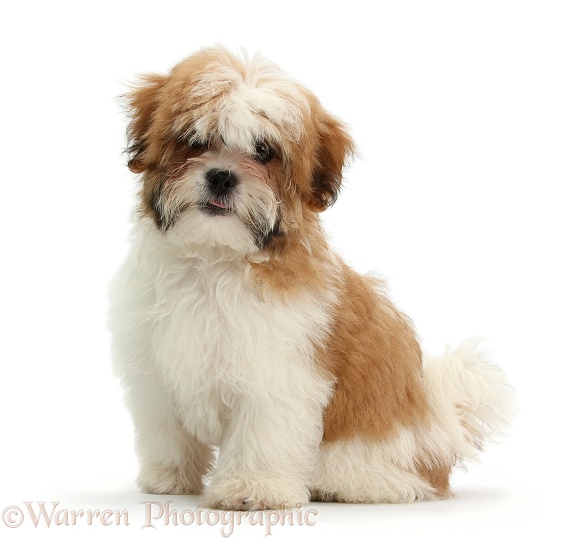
[210,199,226,208]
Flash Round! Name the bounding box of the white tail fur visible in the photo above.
[423,339,515,462]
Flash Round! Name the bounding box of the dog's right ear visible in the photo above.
[124,74,167,173]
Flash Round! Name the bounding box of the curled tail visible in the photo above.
[423,339,515,463]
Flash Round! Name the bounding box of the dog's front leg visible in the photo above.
[202,368,332,511]
[125,369,214,495]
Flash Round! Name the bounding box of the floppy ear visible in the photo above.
[307,112,355,212]
[124,74,167,173]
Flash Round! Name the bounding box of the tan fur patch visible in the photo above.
[317,263,429,441]
[416,461,452,498]
[249,211,331,295]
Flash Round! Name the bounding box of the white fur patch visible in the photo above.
[109,219,336,505]
[188,51,309,153]
[311,435,436,503]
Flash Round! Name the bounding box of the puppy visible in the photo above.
[109,47,514,510]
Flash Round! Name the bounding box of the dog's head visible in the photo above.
[125,47,354,255]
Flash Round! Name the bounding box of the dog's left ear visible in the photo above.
[307,111,355,212]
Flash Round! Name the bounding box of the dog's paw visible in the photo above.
[202,474,307,511]
[137,465,203,495]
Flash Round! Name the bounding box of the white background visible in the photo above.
[1,1,567,538]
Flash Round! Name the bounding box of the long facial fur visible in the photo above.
[124,47,355,257]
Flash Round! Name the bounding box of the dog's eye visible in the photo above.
[190,139,209,151]
[254,141,273,163]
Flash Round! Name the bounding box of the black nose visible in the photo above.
[207,169,237,198]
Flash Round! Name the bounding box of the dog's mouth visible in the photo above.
[200,199,234,216]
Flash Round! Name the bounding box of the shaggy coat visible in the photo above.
[109,47,513,511]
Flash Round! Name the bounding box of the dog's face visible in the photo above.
[126,48,354,254]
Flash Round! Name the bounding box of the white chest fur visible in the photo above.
[112,223,335,447]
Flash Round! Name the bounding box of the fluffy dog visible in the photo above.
[109,47,513,510]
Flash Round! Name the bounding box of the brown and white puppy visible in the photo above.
[109,47,513,510]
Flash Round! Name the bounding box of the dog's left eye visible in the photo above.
[191,140,209,151]
[254,141,273,163]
